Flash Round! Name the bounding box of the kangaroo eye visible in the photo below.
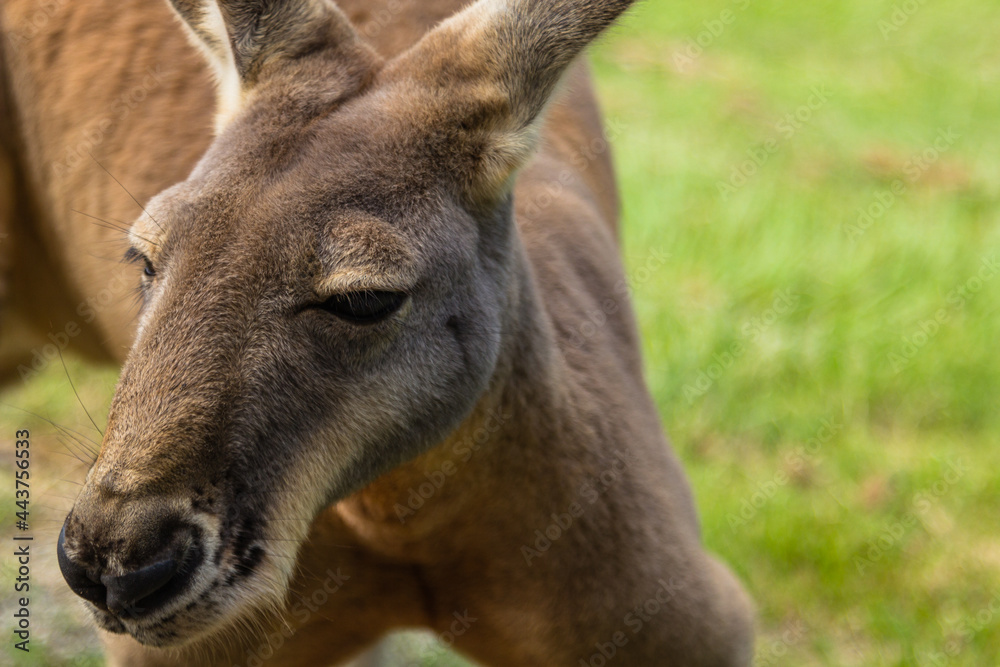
[317,291,407,324]
[124,247,156,279]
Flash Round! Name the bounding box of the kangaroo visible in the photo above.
[0,0,754,665]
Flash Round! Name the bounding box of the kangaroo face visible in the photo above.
[57,0,633,647]
[61,103,510,645]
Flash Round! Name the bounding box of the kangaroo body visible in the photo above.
[0,1,753,665]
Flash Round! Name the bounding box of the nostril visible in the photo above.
[57,525,107,607]
[102,557,180,616]
[58,522,198,618]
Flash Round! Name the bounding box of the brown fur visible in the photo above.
[1,0,753,664]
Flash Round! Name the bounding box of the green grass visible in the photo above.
[4,0,1000,664]
[590,0,1000,664]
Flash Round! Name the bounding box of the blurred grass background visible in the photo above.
[3,0,1000,665]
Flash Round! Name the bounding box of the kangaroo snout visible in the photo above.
[57,504,201,620]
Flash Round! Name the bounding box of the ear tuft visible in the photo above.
[388,0,634,202]
[167,1,241,129]
[166,0,374,131]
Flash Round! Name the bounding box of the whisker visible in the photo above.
[37,504,73,513]
[70,208,159,247]
[54,434,93,467]
[88,153,165,233]
[42,493,80,503]
[52,426,100,461]
[69,208,133,234]
[56,348,104,436]
[52,449,90,465]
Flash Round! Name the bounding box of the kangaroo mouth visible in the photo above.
[86,540,209,645]
[82,512,286,648]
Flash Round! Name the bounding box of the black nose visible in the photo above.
[57,526,106,605]
[57,524,188,617]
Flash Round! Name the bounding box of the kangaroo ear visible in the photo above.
[388,0,634,202]
[166,0,375,130]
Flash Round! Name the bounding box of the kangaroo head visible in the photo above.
[58,0,632,647]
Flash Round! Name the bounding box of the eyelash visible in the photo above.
[312,290,408,324]
[124,248,156,280]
